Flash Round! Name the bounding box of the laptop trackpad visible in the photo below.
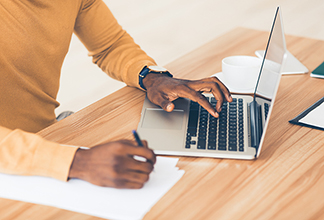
[141,108,184,130]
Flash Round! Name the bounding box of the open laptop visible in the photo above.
[137,7,287,160]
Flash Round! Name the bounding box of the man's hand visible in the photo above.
[68,140,156,189]
[143,73,232,117]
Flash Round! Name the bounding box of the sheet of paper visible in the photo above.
[300,102,324,128]
[0,156,184,220]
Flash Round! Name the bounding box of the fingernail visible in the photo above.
[166,103,173,112]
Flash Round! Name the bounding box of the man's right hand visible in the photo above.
[68,140,156,189]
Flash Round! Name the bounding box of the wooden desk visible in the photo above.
[2,27,324,220]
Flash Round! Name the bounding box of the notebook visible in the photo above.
[137,7,287,160]
[289,97,324,131]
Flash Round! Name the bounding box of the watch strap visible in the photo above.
[139,66,173,90]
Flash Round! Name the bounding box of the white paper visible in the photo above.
[300,102,324,128]
[0,156,184,220]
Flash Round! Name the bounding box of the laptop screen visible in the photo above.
[254,7,287,100]
[254,6,287,157]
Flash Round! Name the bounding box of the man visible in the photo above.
[0,0,232,189]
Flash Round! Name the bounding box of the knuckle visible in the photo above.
[142,140,149,149]
[146,163,154,172]
[109,170,119,179]
[150,149,156,158]
[111,156,124,173]
[197,94,207,102]
[132,183,144,189]
[112,162,122,173]
[93,179,106,187]
[113,178,127,188]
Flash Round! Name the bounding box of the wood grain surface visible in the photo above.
[1,27,324,220]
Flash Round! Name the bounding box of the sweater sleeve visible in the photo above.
[74,0,156,89]
[0,126,78,181]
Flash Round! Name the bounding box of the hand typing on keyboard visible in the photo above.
[143,74,233,118]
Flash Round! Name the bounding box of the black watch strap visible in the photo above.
[139,66,173,90]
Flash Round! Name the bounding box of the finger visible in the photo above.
[209,77,232,102]
[128,159,155,174]
[114,181,144,189]
[187,78,232,113]
[142,140,148,148]
[209,83,225,112]
[191,81,225,112]
[95,156,152,186]
[112,170,150,185]
[103,178,145,189]
[116,140,156,165]
[176,85,219,117]
[122,144,156,165]
[140,140,157,164]
[150,93,175,112]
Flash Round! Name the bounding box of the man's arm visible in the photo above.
[0,125,155,188]
[74,0,232,114]
[74,0,156,88]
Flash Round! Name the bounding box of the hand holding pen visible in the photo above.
[69,131,156,189]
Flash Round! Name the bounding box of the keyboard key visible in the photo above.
[218,145,226,151]
[197,140,206,149]
[264,103,270,119]
[188,111,199,128]
[187,131,197,137]
[208,141,216,150]
[228,145,237,151]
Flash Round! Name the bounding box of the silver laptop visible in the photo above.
[137,7,287,160]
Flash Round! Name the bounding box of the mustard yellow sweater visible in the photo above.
[0,0,156,181]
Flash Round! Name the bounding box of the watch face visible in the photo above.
[148,66,168,72]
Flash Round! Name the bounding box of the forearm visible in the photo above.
[92,31,156,88]
[0,127,78,181]
[74,0,156,89]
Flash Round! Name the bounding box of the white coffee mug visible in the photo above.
[222,55,262,91]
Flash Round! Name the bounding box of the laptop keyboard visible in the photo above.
[264,103,269,120]
[185,97,244,152]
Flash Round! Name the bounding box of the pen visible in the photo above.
[132,130,144,147]
[132,130,155,172]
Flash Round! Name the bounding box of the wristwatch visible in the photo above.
[139,65,173,90]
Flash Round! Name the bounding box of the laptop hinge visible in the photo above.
[248,100,263,153]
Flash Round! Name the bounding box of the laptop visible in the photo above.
[137,7,287,160]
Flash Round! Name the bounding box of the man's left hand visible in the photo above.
[143,73,232,118]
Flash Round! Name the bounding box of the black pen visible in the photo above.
[132,130,143,147]
[132,130,155,172]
